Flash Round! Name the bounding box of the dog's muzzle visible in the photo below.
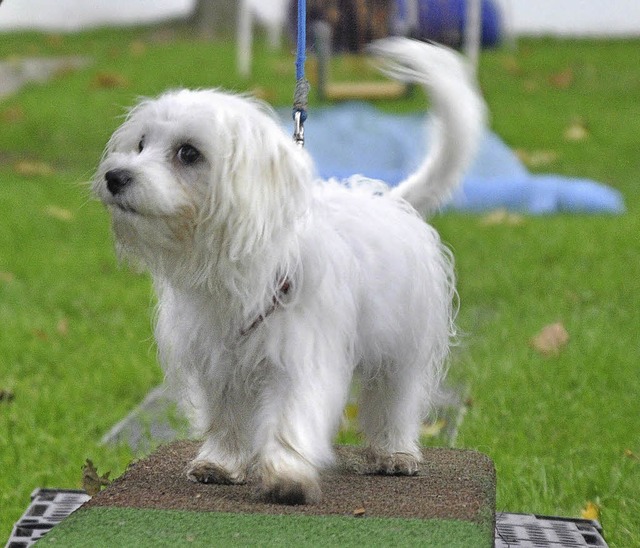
[105,168,134,195]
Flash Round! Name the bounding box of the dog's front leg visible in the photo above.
[187,436,249,486]
[257,442,323,505]
[255,352,352,505]
[185,380,253,486]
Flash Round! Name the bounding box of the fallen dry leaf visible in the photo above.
[149,27,177,44]
[46,34,64,49]
[129,40,147,57]
[341,402,359,431]
[549,67,575,89]
[421,418,446,438]
[82,459,111,496]
[581,501,600,521]
[250,86,277,103]
[501,55,522,76]
[92,71,129,89]
[344,403,358,421]
[353,507,366,517]
[14,160,54,177]
[515,149,559,168]
[44,205,74,222]
[624,449,639,461]
[32,328,49,341]
[479,209,526,227]
[564,118,589,142]
[57,317,69,337]
[1,105,26,124]
[530,322,569,357]
[0,272,15,283]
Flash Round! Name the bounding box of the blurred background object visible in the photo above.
[1,0,639,37]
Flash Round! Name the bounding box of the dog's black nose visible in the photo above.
[105,168,133,195]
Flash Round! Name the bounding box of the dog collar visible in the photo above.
[240,277,291,337]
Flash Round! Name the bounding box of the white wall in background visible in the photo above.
[1,0,639,36]
[0,0,195,31]
[508,0,640,36]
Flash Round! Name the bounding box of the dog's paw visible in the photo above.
[366,450,421,476]
[186,460,246,485]
[259,476,322,505]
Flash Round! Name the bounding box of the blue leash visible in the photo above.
[292,0,309,147]
[295,0,307,83]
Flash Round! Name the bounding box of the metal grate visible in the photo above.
[6,488,90,548]
[496,512,608,547]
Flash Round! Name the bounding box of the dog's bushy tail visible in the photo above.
[368,38,486,216]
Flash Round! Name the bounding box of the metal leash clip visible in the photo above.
[293,110,305,148]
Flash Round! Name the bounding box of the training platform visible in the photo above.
[31,441,497,546]
[10,441,610,546]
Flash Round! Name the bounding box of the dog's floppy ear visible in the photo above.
[204,109,312,261]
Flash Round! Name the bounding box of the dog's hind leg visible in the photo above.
[358,363,427,475]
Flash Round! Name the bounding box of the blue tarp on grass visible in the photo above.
[280,103,624,214]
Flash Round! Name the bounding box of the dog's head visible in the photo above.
[94,89,313,280]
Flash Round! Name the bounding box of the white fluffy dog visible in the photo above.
[94,38,485,505]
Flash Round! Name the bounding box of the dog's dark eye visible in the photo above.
[138,136,145,153]
[177,144,201,165]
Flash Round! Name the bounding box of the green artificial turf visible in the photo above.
[38,507,492,548]
[1,25,639,546]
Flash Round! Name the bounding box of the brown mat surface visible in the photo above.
[87,441,495,525]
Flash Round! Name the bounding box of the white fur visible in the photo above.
[94,38,485,504]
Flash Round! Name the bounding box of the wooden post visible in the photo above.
[237,0,253,78]
[313,20,332,101]
[464,0,482,75]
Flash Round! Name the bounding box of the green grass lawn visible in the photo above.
[1,26,639,546]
